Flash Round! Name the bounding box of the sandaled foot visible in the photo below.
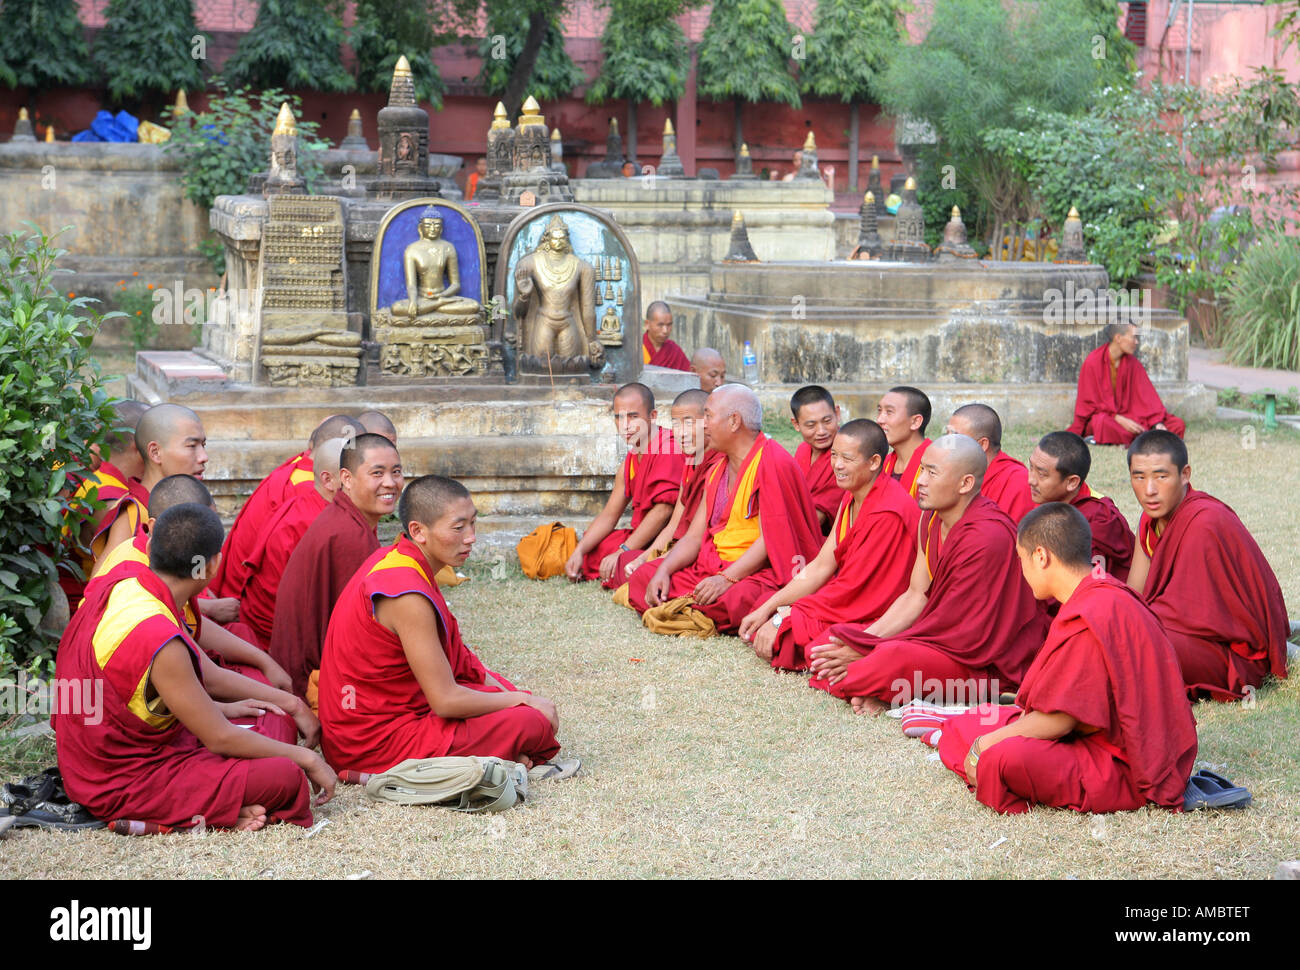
[527,757,581,782]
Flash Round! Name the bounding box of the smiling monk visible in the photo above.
[789,385,842,532]
[876,386,932,501]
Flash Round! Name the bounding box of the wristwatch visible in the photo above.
[619,543,630,552]
[771,613,783,629]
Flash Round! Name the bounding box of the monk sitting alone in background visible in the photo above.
[789,385,842,531]
[1068,322,1185,445]
[932,502,1197,815]
[641,301,692,371]
[1126,430,1288,701]
[319,476,576,778]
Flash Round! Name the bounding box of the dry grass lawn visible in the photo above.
[3,420,1297,878]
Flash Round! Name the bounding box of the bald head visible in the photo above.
[948,403,1003,454]
[312,436,348,479]
[134,404,207,482]
[613,382,655,416]
[340,433,400,475]
[105,399,148,453]
[692,347,726,392]
[399,475,472,536]
[309,414,365,450]
[358,410,397,443]
[147,474,213,518]
[710,383,762,431]
[931,433,988,486]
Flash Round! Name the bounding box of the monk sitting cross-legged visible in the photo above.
[319,476,577,778]
[641,301,692,371]
[53,503,335,832]
[931,502,1197,815]
[623,384,822,635]
[1028,431,1134,581]
[809,434,1049,712]
[789,385,842,532]
[1126,430,1289,701]
[876,385,932,501]
[945,403,1034,524]
[269,433,403,704]
[738,419,919,671]
[1068,322,1186,445]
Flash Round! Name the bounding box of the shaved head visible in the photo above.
[672,387,708,412]
[312,435,348,479]
[613,382,655,416]
[692,347,724,369]
[150,503,223,579]
[1018,502,1093,570]
[933,432,988,486]
[340,433,399,474]
[692,347,726,392]
[309,414,365,449]
[358,410,398,443]
[134,404,202,460]
[949,403,1003,452]
[106,399,148,453]
[710,383,762,431]
[398,474,471,535]
[147,474,213,518]
[837,418,888,462]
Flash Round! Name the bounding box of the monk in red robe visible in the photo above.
[641,301,692,371]
[789,385,842,531]
[319,476,576,777]
[809,434,1049,711]
[945,403,1034,524]
[211,413,364,599]
[738,420,920,670]
[1068,322,1186,445]
[237,436,347,647]
[932,502,1197,814]
[1126,430,1288,701]
[691,347,727,392]
[53,503,334,831]
[565,383,684,588]
[876,385,932,500]
[624,384,823,634]
[269,434,403,703]
[1028,431,1134,581]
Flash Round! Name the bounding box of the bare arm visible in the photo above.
[623,502,673,551]
[196,620,292,693]
[862,534,932,638]
[752,531,837,617]
[1126,542,1150,595]
[196,651,319,747]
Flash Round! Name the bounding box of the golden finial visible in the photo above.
[519,96,545,127]
[491,101,509,130]
[803,131,816,151]
[174,90,189,115]
[871,154,879,169]
[1067,205,1080,220]
[732,210,745,224]
[349,108,360,121]
[740,143,750,157]
[551,128,561,141]
[864,191,875,205]
[664,118,675,136]
[18,107,29,121]
[393,55,412,77]
[273,102,297,136]
[951,205,961,219]
[904,176,916,191]
[45,125,54,142]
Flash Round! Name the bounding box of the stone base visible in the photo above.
[260,354,361,387]
[373,312,492,379]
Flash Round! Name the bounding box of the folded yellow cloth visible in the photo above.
[642,595,716,638]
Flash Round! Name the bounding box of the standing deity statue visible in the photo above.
[513,215,602,370]
[389,214,482,320]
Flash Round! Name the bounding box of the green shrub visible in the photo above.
[113,278,159,350]
[0,226,119,677]
[1223,232,1300,372]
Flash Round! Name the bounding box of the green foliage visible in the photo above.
[586,0,692,107]
[1223,233,1300,372]
[1079,0,1136,90]
[0,0,93,88]
[222,0,353,93]
[95,0,207,103]
[800,0,905,103]
[112,279,159,351]
[198,237,226,278]
[162,81,329,213]
[1216,385,1300,416]
[351,0,446,107]
[477,6,586,101]
[0,226,118,677]
[697,0,801,107]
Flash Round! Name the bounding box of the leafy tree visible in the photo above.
[1079,0,1136,90]
[800,0,906,190]
[351,0,446,107]
[222,0,353,93]
[0,0,93,89]
[697,0,802,154]
[586,0,693,162]
[477,2,584,119]
[95,0,208,105]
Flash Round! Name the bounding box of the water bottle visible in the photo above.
[742,341,759,384]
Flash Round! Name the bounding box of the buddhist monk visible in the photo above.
[1126,430,1289,701]
[876,385,931,499]
[269,434,403,703]
[1068,322,1186,445]
[620,389,726,580]
[53,503,335,831]
[237,436,347,647]
[319,476,577,777]
[623,384,822,634]
[88,474,293,694]
[565,383,684,588]
[210,413,364,599]
[789,385,842,531]
[809,434,1048,712]
[931,502,1197,815]
[691,347,727,392]
[641,301,692,371]
[358,409,398,443]
[738,420,920,670]
[945,403,1034,524]
[1028,431,1134,581]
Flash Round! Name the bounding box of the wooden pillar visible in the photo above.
[677,49,698,176]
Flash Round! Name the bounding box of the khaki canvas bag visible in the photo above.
[363,757,528,813]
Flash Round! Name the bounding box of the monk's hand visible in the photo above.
[564,548,585,582]
[303,752,336,806]
[522,694,559,732]
[198,596,241,623]
[808,636,857,685]
[645,569,671,607]
[751,622,777,662]
[738,605,772,643]
[598,550,622,585]
[218,699,285,720]
[1116,414,1145,435]
[290,699,322,750]
[693,574,731,606]
[258,656,294,694]
[625,551,650,577]
[963,740,981,787]
[1154,422,1167,431]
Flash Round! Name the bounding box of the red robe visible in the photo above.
[1068,345,1186,445]
[1139,489,1289,700]
[319,536,560,773]
[771,475,921,671]
[642,334,692,371]
[625,434,823,633]
[882,438,931,501]
[936,574,1197,814]
[269,491,379,700]
[816,495,1048,704]
[1071,483,1134,581]
[238,487,330,648]
[211,450,313,598]
[59,460,133,618]
[795,441,841,532]
[982,450,1035,524]
[583,426,685,586]
[52,561,311,829]
[674,449,727,543]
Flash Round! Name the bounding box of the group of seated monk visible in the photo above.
[565,375,1286,816]
[52,404,577,833]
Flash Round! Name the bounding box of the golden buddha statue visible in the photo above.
[389,214,482,320]
[598,303,623,345]
[512,215,602,369]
